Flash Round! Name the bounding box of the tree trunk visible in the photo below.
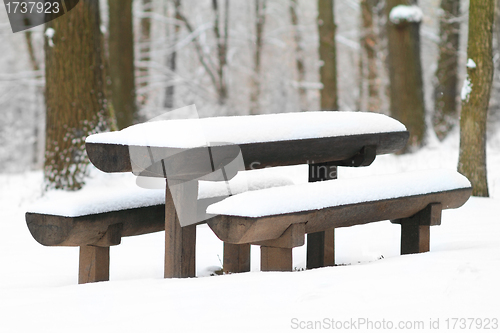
[317,0,338,110]
[458,0,493,197]
[433,0,460,141]
[164,1,180,109]
[386,0,426,150]
[44,0,109,190]
[24,30,44,169]
[108,0,136,130]
[249,0,267,115]
[359,0,381,112]
[290,0,307,111]
[212,0,230,105]
[138,0,152,107]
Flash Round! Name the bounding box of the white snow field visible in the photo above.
[1,130,499,333]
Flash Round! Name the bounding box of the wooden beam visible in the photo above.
[393,203,442,254]
[223,243,250,274]
[261,247,292,272]
[78,245,109,284]
[307,162,337,269]
[164,180,197,278]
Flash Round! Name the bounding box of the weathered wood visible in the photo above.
[254,223,305,248]
[392,203,442,254]
[323,228,335,266]
[164,180,197,278]
[223,243,250,274]
[261,247,292,272]
[208,188,472,245]
[307,161,337,269]
[78,245,109,284]
[26,204,165,247]
[86,131,409,174]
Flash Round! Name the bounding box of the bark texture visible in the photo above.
[108,0,136,130]
[359,0,381,112]
[44,0,108,190]
[458,0,493,197]
[249,0,267,115]
[290,0,308,111]
[433,0,460,141]
[317,0,338,110]
[386,0,426,150]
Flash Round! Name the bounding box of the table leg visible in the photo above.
[307,162,337,269]
[164,180,197,278]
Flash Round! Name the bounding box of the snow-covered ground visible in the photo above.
[1,130,499,332]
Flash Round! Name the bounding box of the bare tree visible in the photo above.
[359,0,381,112]
[138,0,153,107]
[289,0,307,111]
[108,0,137,129]
[458,0,494,197]
[386,0,426,150]
[44,0,109,190]
[173,0,230,105]
[433,0,460,141]
[249,0,267,115]
[317,0,338,110]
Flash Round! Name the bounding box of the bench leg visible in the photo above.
[307,228,335,269]
[261,246,292,272]
[79,245,109,284]
[223,242,250,274]
[164,181,197,278]
[394,203,442,255]
[400,224,430,255]
[307,163,337,269]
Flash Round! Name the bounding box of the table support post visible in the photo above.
[78,245,109,284]
[223,243,250,274]
[164,180,197,278]
[307,162,337,269]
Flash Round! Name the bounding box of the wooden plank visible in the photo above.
[324,228,335,267]
[307,161,337,269]
[164,180,197,278]
[208,188,472,245]
[26,204,165,247]
[86,131,409,174]
[78,245,109,284]
[261,247,292,272]
[223,243,250,274]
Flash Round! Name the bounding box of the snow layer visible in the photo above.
[1,130,499,333]
[461,75,472,101]
[389,5,424,24]
[466,58,477,68]
[86,111,407,148]
[27,168,294,217]
[207,169,471,217]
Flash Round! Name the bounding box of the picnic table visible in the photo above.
[85,111,409,278]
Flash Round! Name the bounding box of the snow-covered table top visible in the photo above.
[86,111,407,148]
[85,111,409,175]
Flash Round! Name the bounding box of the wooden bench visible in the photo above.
[206,169,472,272]
[25,173,294,283]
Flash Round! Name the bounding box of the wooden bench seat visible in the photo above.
[206,169,472,272]
[25,172,294,283]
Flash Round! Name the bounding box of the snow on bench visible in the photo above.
[206,169,472,272]
[86,111,407,148]
[25,171,293,284]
